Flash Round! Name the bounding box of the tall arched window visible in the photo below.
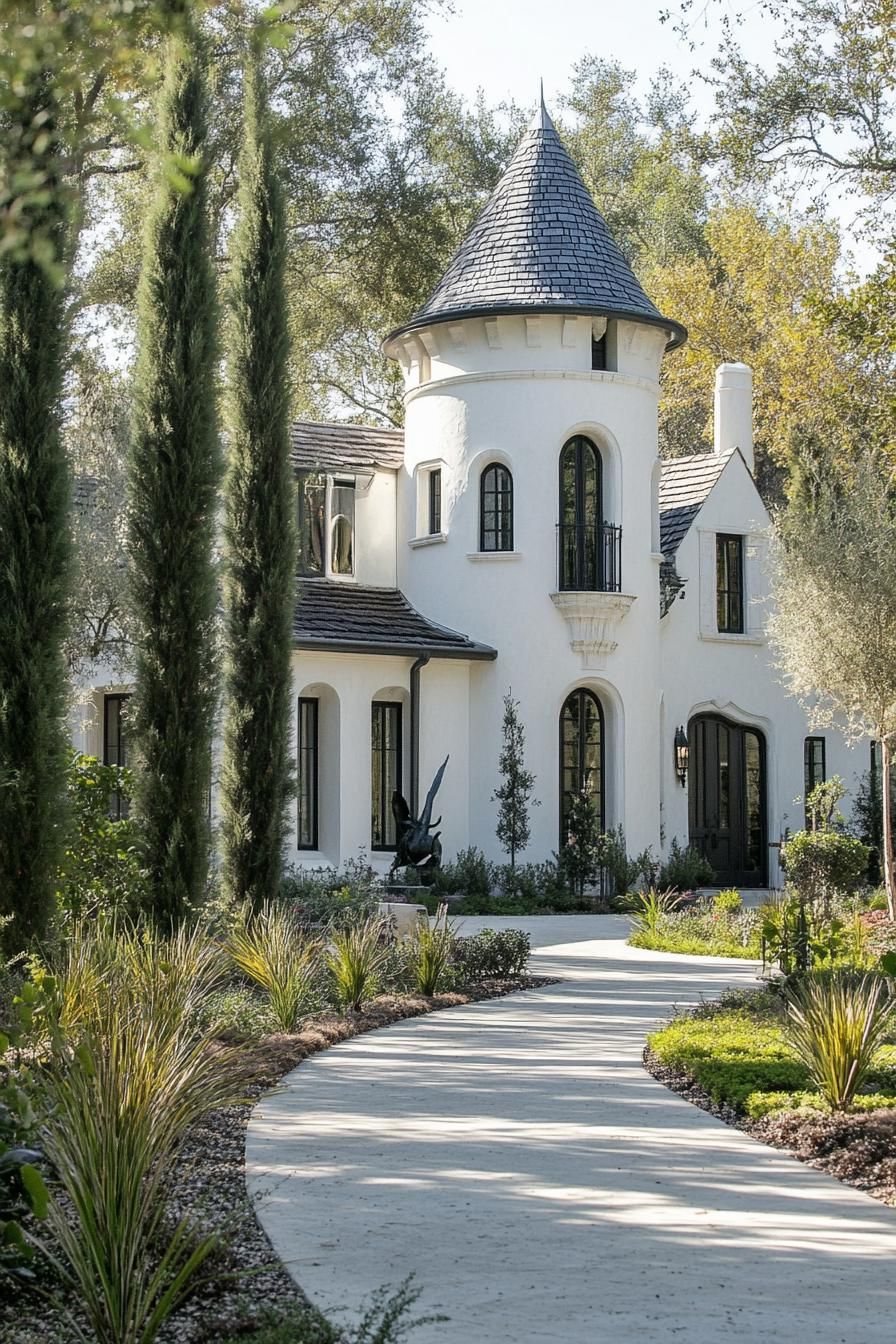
[480,463,513,551]
[559,436,602,590]
[559,689,604,844]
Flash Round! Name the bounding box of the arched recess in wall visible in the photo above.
[370,686,410,852]
[297,682,340,860]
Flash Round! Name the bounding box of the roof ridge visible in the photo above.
[292,418,403,436]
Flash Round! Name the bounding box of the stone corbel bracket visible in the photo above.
[550,591,636,669]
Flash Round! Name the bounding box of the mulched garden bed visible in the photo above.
[644,1044,896,1207]
[2,975,555,1344]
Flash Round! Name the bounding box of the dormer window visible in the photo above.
[298,472,355,579]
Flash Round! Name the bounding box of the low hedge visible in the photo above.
[648,993,896,1119]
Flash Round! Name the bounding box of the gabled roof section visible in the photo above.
[387,98,686,350]
[290,420,404,474]
[294,582,496,660]
[659,451,736,556]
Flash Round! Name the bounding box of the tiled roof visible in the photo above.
[659,451,735,556]
[388,100,685,349]
[290,421,405,473]
[293,582,496,660]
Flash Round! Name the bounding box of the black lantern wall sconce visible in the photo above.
[674,725,689,788]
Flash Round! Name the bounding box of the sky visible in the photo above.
[422,0,881,275]
[423,0,774,119]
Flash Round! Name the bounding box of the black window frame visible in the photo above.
[297,697,319,851]
[591,333,607,370]
[804,736,826,828]
[559,435,604,592]
[371,701,403,851]
[479,463,513,552]
[103,693,130,820]
[428,468,442,535]
[559,688,605,847]
[716,533,745,634]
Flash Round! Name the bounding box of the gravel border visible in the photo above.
[2,975,555,1344]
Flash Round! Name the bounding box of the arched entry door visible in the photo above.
[688,714,767,887]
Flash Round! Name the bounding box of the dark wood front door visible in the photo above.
[688,715,767,887]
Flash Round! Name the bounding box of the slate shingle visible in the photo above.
[290,421,404,474]
[659,451,734,556]
[294,582,496,660]
[388,104,685,349]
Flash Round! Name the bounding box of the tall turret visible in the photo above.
[385,97,687,861]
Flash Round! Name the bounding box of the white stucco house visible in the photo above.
[74,98,866,890]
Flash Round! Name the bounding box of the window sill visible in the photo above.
[466,550,522,562]
[699,631,765,646]
[409,532,448,549]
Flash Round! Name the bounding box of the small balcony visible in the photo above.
[557,522,622,593]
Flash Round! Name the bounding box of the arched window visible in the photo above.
[559,689,604,844]
[559,436,602,590]
[479,463,513,551]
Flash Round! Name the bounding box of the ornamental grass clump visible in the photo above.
[629,887,681,939]
[784,971,895,1111]
[33,922,247,1344]
[227,902,319,1031]
[326,916,391,1012]
[411,912,454,996]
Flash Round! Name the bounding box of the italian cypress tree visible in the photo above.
[0,75,71,954]
[220,49,296,911]
[128,14,219,929]
[492,690,539,868]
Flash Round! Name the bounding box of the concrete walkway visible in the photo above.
[246,916,896,1342]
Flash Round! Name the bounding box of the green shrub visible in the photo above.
[431,847,494,900]
[648,1010,811,1109]
[628,899,762,958]
[0,1000,47,1282]
[228,903,320,1031]
[281,859,379,928]
[326,917,392,1012]
[650,982,896,1118]
[221,1277,445,1343]
[781,829,870,907]
[56,753,147,921]
[658,838,714,892]
[451,928,530,980]
[784,971,895,1110]
[713,888,742,915]
[556,790,603,899]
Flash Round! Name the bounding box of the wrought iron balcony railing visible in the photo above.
[557,522,622,593]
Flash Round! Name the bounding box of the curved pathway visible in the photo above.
[247,916,896,1342]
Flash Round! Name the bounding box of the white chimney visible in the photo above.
[714,362,754,475]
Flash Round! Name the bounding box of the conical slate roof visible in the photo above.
[387,98,686,350]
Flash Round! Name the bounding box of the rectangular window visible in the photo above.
[297,698,319,850]
[330,478,355,576]
[428,469,442,535]
[297,473,326,577]
[591,334,606,370]
[716,534,744,633]
[371,701,402,850]
[804,736,826,828]
[103,694,130,819]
